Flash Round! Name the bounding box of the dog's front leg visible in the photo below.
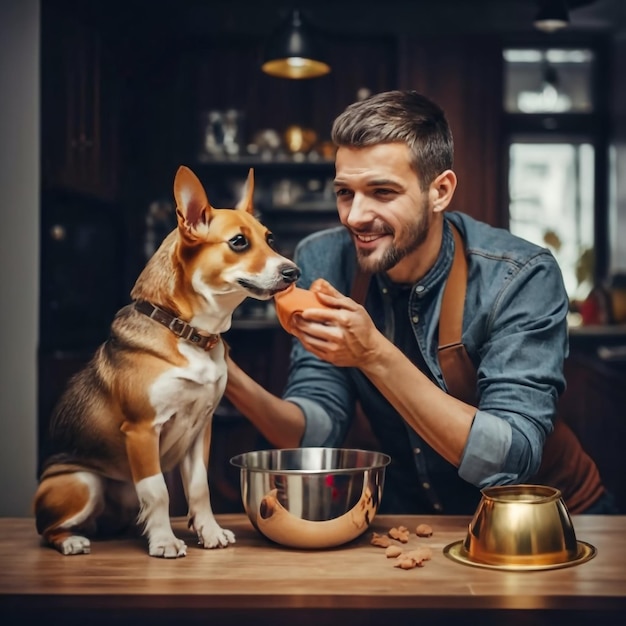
[180,420,235,548]
[121,422,187,558]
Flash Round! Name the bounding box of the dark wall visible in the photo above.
[38,0,626,512]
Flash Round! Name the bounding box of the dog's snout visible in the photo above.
[281,264,301,284]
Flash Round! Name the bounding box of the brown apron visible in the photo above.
[350,223,604,513]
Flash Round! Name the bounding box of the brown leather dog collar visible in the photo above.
[134,300,220,351]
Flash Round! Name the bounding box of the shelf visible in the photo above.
[194,156,335,175]
[569,323,626,338]
[268,201,337,213]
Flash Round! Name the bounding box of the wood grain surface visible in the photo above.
[1,514,624,625]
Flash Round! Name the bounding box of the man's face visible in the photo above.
[334,142,432,276]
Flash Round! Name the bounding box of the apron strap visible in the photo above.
[349,222,476,403]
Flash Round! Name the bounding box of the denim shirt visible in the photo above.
[282,212,569,513]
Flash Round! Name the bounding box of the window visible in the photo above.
[503,46,603,305]
[504,48,594,114]
[508,142,594,299]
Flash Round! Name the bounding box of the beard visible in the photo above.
[355,202,432,274]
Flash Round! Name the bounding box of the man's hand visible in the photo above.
[290,278,383,368]
[290,279,476,469]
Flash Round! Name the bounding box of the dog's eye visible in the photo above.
[228,234,249,251]
[266,233,277,250]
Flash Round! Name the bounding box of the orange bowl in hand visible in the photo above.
[274,284,331,334]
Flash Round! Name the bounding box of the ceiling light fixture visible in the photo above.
[533,0,571,33]
[261,9,331,80]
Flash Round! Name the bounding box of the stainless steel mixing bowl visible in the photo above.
[230,447,391,549]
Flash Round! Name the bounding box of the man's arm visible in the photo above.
[292,278,476,467]
[294,248,569,486]
[360,340,476,466]
[224,354,306,448]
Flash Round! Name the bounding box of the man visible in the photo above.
[225,90,614,514]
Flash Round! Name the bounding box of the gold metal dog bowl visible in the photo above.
[444,484,597,571]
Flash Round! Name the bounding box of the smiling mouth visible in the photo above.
[356,233,382,242]
[353,231,390,245]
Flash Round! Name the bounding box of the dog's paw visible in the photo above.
[148,535,187,558]
[197,523,236,549]
[60,535,91,555]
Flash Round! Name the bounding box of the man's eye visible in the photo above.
[228,234,249,251]
[266,233,277,249]
[335,189,352,198]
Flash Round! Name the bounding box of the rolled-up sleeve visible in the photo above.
[458,409,513,485]
[283,339,355,447]
[286,397,334,446]
[281,229,356,448]
[459,249,569,487]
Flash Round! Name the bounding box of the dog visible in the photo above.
[34,165,301,557]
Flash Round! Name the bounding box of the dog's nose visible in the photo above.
[281,264,301,283]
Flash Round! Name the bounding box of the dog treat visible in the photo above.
[374,522,437,570]
[415,523,433,537]
[392,548,431,570]
[400,546,433,563]
[388,526,410,543]
[371,532,392,548]
[394,556,425,570]
[385,544,404,558]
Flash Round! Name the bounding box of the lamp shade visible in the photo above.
[533,0,570,33]
[261,9,331,79]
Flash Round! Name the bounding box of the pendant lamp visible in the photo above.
[533,0,571,33]
[261,9,331,79]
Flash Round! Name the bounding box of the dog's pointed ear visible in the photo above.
[235,168,255,215]
[174,166,213,237]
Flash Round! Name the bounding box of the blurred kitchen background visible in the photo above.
[2,0,626,515]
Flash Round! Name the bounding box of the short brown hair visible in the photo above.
[331,90,454,190]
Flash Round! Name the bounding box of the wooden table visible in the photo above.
[1,515,625,625]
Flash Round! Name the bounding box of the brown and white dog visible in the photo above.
[34,165,300,557]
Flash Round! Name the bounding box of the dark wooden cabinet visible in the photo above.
[559,345,626,513]
[41,1,119,201]
[39,191,124,352]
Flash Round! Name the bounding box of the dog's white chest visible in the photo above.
[173,341,225,387]
[149,341,226,440]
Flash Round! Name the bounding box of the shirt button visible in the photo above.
[382,287,388,294]
[422,482,430,490]
[433,503,443,511]
[412,315,419,323]
[414,447,421,455]
[415,285,425,293]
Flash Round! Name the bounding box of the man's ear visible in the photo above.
[428,169,457,214]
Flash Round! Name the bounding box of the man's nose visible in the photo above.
[345,194,372,228]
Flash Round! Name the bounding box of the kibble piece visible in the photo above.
[415,523,433,537]
[388,526,410,543]
[371,532,392,548]
[384,544,403,558]
[394,557,425,570]
[401,546,433,563]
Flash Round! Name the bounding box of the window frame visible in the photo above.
[502,36,610,287]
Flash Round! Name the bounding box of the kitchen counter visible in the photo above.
[1,514,624,625]
[568,323,626,353]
